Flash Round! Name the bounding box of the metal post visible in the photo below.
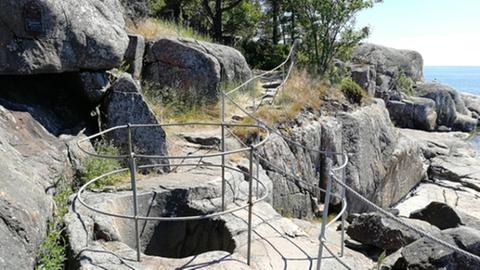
[340,154,347,257]
[127,124,141,262]
[247,145,254,265]
[221,91,226,211]
[317,159,333,270]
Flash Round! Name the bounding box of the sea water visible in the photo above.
[423,66,480,153]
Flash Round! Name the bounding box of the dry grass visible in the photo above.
[127,18,211,42]
[231,69,328,140]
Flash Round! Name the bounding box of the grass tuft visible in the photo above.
[79,141,127,189]
[127,18,211,42]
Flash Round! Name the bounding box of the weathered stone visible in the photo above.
[143,36,252,102]
[119,0,149,22]
[410,201,480,230]
[0,0,129,74]
[429,155,480,192]
[415,82,476,131]
[339,100,426,212]
[387,97,437,131]
[462,92,480,115]
[352,43,424,82]
[346,212,440,251]
[100,73,169,171]
[78,71,110,106]
[350,64,377,96]
[0,104,69,270]
[124,34,145,79]
[393,227,480,270]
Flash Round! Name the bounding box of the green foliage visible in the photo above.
[79,141,125,189]
[393,71,414,96]
[148,0,166,16]
[241,40,290,70]
[341,77,366,104]
[36,178,72,270]
[372,250,387,270]
[297,0,379,74]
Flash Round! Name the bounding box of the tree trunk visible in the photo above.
[290,8,295,43]
[212,0,223,42]
[272,0,279,44]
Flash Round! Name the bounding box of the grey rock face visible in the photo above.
[346,212,440,251]
[410,202,480,230]
[393,227,480,270]
[101,73,169,171]
[143,37,252,101]
[119,0,149,22]
[387,97,437,131]
[0,105,69,270]
[462,92,480,116]
[0,0,129,74]
[78,71,110,106]
[124,34,146,79]
[352,43,424,82]
[350,64,377,97]
[339,100,426,212]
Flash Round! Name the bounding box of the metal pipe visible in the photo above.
[128,124,141,262]
[221,91,226,211]
[340,154,347,257]
[247,145,254,265]
[317,158,333,270]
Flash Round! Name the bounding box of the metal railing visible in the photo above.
[74,39,480,269]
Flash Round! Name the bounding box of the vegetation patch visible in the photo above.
[340,77,366,104]
[393,71,414,96]
[79,141,127,189]
[127,18,211,42]
[35,177,72,270]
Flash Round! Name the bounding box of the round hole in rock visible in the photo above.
[109,189,236,259]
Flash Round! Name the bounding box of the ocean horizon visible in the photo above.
[424,66,480,95]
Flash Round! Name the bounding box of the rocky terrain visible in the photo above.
[0,1,480,270]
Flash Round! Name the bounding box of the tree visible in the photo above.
[298,0,380,74]
[202,0,245,41]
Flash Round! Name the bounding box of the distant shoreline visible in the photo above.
[424,66,480,95]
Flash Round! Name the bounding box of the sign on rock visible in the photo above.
[23,1,43,34]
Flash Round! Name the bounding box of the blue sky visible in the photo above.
[356,0,480,66]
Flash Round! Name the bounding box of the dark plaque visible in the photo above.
[23,1,43,34]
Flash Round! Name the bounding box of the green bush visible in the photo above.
[240,40,290,70]
[394,71,414,96]
[340,77,366,104]
[36,178,72,270]
[79,141,124,189]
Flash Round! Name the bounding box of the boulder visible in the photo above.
[0,0,129,74]
[387,97,437,131]
[350,64,376,96]
[352,43,424,82]
[339,100,426,212]
[119,0,149,22]
[393,227,480,270]
[416,82,477,131]
[143,36,252,102]
[346,212,440,251]
[0,104,69,269]
[410,202,480,230]
[429,155,480,192]
[101,73,169,171]
[124,34,146,79]
[78,71,110,106]
[462,92,480,116]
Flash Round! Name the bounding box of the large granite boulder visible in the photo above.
[339,100,426,212]
[462,92,480,117]
[101,73,169,171]
[393,227,480,270]
[416,83,467,122]
[387,97,437,131]
[143,37,252,102]
[0,104,70,269]
[351,43,424,82]
[410,202,480,230]
[0,0,129,74]
[347,212,440,251]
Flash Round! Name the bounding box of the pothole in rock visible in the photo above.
[94,189,236,259]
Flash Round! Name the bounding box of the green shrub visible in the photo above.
[340,77,366,104]
[240,40,290,70]
[36,178,72,270]
[394,71,414,96]
[79,141,125,188]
